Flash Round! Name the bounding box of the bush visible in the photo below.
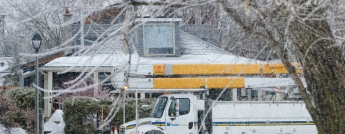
[7,87,41,110]
[63,96,156,134]
[1,87,37,134]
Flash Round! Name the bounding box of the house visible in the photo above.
[19,9,75,89]
[39,9,300,118]
[20,52,66,88]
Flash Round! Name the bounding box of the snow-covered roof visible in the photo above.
[43,53,263,68]
[42,29,264,71]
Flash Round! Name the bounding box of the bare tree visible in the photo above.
[212,0,344,133]
[2,0,345,133]
[124,0,345,132]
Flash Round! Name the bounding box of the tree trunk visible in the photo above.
[289,9,345,133]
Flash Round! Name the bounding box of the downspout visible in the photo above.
[40,70,47,75]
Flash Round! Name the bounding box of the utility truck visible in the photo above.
[110,59,313,133]
[119,93,317,134]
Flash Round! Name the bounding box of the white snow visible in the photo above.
[0,110,66,134]
[0,124,26,134]
[43,53,264,69]
[44,109,65,134]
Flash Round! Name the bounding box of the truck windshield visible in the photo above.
[150,97,168,118]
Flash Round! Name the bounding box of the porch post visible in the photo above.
[232,88,237,101]
[247,89,252,101]
[258,90,263,101]
[93,72,98,97]
[140,93,145,99]
[44,71,53,117]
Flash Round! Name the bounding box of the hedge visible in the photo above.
[63,96,155,134]
[7,87,41,109]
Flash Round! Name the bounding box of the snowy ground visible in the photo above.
[0,110,65,134]
[44,110,65,134]
[0,124,26,134]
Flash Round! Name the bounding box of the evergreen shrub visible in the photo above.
[63,96,156,134]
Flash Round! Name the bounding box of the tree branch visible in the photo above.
[218,0,322,128]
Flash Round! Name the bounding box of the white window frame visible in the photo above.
[143,23,175,56]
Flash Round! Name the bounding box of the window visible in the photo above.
[150,97,168,118]
[98,72,115,90]
[143,23,175,55]
[168,98,190,117]
[0,62,4,67]
[75,37,97,46]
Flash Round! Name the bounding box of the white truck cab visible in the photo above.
[120,94,203,134]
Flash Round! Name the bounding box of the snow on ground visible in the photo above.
[44,109,65,134]
[0,124,26,134]
[1,110,65,134]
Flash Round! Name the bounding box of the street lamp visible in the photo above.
[32,33,42,134]
[32,33,42,53]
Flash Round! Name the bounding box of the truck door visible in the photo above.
[165,98,194,134]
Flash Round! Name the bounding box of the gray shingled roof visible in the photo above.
[180,31,230,55]
[74,25,232,56]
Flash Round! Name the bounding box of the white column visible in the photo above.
[262,91,267,101]
[241,88,246,97]
[140,93,145,99]
[232,88,237,101]
[247,89,252,101]
[93,72,98,97]
[276,93,282,101]
[43,72,48,118]
[44,71,53,117]
[258,91,263,101]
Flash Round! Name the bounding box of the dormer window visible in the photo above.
[137,18,182,57]
[143,23,175,55]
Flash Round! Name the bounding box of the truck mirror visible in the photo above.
[169,112,176,121]
[170,116,176,121]
[175,99,180,117]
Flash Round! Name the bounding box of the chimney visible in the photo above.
[63,8,73,55]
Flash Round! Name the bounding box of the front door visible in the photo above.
[165,98,195,134]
